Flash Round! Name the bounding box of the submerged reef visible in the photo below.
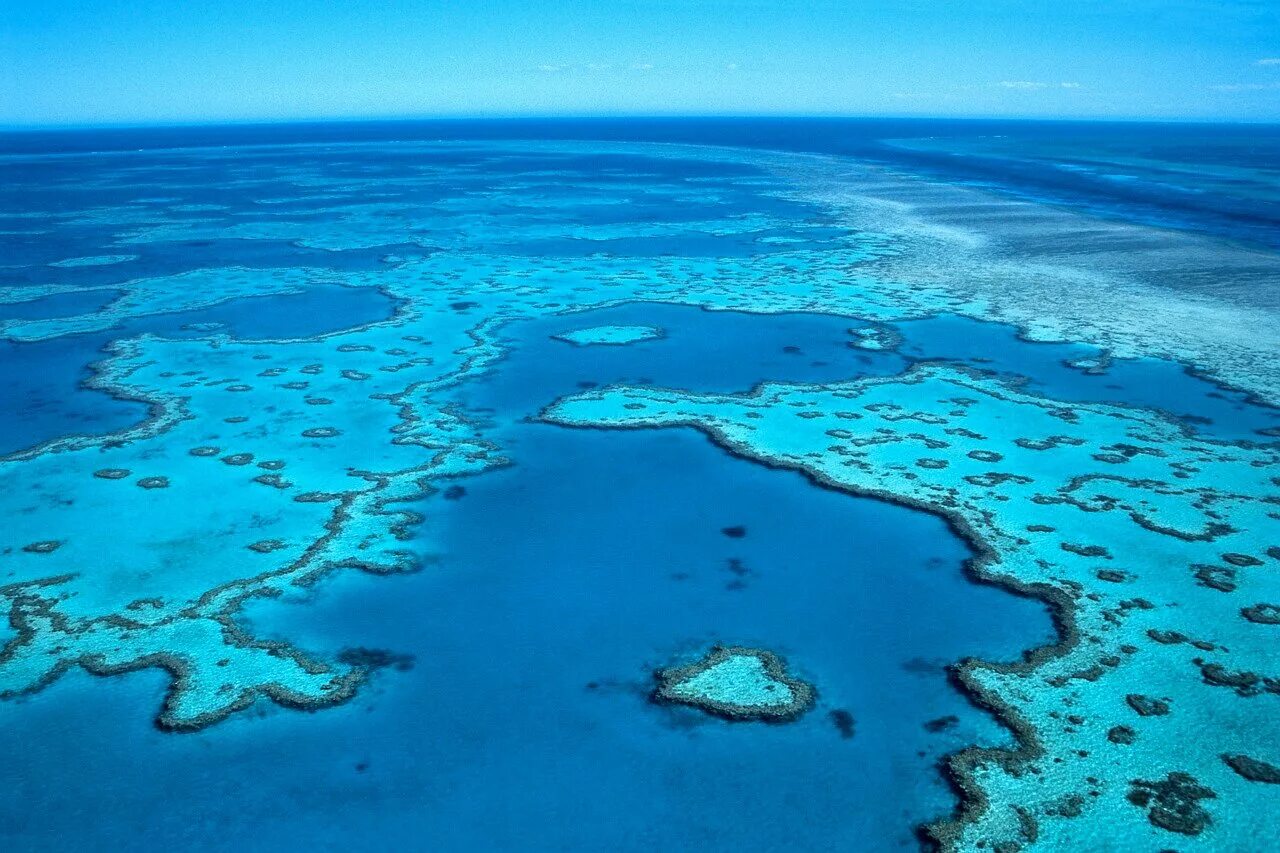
[653,645,814,722]
[551,324,664,346]
[543,364,1280,850]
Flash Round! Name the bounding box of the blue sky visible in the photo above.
[2,0,1278,125]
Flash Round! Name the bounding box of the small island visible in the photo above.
[552,324,664,347]
[653,645,815,722]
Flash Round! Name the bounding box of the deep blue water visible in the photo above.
[487,302,1280,443]
[6,118,1278,249]
[892,314,1280,441]
[4,240,427,288]
[0,288,121,321]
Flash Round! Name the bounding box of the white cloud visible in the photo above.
[1060,82,1081,88]
[998,81,1049,90]
[632,62,655,71]
[536,64,568,73]
[725,62,739,71]
[1256,58,1280,66]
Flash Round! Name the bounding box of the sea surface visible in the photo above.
[0,119,1277,851]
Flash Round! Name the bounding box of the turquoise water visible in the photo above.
[1,124,1277,851]
[0,284,398,455]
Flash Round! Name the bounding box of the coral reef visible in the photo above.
[542,363,1280,849]
[653,645,814,722]
[552,324,664,346]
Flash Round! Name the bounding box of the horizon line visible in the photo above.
[4,111,1280,134]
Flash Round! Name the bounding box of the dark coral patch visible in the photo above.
[253,474,292,489]
[1222,753,1280,784]
[337,646,415,672]
[22,540,62,554]
[1194,660,1277,697]
[829,709,856,739]
[1107,725,1137,745]
[301,427,342,439]
[1241,603,1280,625]
[1126,772,1215,836]
[93,468,131,480]
[1126,694,1170,717]
[1061,542,1111,558]
[136,476,170,489]
[924,714,959,732]
[1193,563,1237,593]
[721,525,747,539]
[295,491,341,503]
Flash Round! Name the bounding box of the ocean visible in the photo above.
[0,119,1277,851]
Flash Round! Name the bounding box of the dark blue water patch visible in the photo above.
[892,314,1280,442]
[870,134,1280,252]
[0,223,112,268]
[0,288,121,322]
[0,284,398,456]
[221,423,1048,852]
[161,282,400,340]
[0,422,1051,852]
[8,119,1275,249]
[7,239,427,288]
[475,302,907,411]
[472,302,1279,444]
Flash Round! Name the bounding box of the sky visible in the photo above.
[2,0,1278,126]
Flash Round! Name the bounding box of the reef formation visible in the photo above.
[542,363,1280,850]
[3,138,1278,849]
[653,645,814,722]
[552,324,664,346]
